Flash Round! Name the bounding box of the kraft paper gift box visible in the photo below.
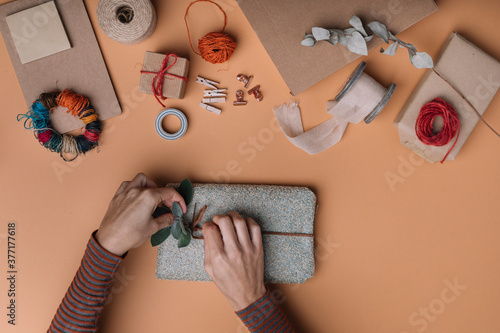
[236,0,437,95]
[139,51,190,100]
[394,32,500,163]
[156,183,316,284]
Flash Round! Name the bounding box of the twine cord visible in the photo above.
[140,54,189,107]
[189,203,314,240]
[416,98,460,163]
[184,0,236,64]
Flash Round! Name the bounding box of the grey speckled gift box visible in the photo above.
[156,183,316,284]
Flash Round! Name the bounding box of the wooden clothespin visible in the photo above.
[204,89,227,97]
[196,76,219,89]
[199,102,221,115]
[202,97,226,103]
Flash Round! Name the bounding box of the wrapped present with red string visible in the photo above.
[394,32,500,163]
[139,52,190,106]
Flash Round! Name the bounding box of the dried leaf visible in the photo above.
[410,51,434,69]
[382,42,399,56]
[331,29,348,46]
[344,28,357,36]
[312,27,330,41]
[349,15,368,36]
[368,21,389,43]
[346,31,368,56]
[364,35,374,42]
[301,36,316,47]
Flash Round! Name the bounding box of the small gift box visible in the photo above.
[139,52,190,104]
[156,183,316,284]
[394,32,500,163]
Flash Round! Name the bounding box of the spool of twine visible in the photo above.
[184,0,236,64]
[97,0,157,45]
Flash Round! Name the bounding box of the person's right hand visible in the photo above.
[202,211,266,311]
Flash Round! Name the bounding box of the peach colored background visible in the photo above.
[1,0,500,332]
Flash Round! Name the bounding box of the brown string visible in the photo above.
[189,203,314,240]
[432,69,500,138]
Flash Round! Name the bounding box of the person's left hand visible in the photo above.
[95,173,187,256]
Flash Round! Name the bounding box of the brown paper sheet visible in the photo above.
[0,0,121,134]
[394,32,500,163]
[236,0,437,95]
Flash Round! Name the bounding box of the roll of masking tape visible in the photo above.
[96,0,157,45]
[155,109,188,140]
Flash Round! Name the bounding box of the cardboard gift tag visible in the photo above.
[139,52,190,100]
[394,32,500,163]
[156,183,316,284]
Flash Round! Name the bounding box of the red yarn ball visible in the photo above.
[197,32,236,64]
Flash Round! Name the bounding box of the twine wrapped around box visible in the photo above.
[155,183,317,284]
[139,52,190,106]
[394,32,500,163]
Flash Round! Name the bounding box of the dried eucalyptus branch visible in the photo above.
[301,16,433,69]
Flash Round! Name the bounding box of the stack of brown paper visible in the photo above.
[394,32,500,163]
[236,0,437,95]
[0,0,121,134]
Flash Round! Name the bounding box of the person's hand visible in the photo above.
[202,211,266,311]
[95,173,187,256]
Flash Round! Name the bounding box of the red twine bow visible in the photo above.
[140,54,189,107]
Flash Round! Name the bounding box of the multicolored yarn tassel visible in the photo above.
[17,89,102,162]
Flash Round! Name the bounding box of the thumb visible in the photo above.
[151,213,174,234]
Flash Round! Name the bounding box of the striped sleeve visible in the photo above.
[48,231,124,333]
[236,289,294,333]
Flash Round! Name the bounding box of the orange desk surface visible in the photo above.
[1,0,499,332]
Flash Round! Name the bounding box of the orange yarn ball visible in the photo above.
[197,31,236,64]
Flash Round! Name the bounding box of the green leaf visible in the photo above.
[172,202,183,218]
[178,179,194,205]
[178,229,191,248]
[152,206,170,218]
[151,227,171,246]
[171,221,182,240]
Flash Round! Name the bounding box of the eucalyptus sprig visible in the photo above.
[151,178,194,248]
[301,15,433,69]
